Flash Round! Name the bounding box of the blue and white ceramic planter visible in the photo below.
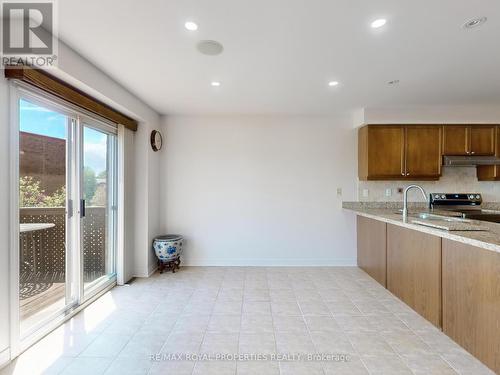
[153,235,184,262]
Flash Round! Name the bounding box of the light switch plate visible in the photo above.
[385,188,392,197]
[337,188,342,196]
[362,189,369,197]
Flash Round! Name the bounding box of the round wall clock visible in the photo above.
[150,130,163,151]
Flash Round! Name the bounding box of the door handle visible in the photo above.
[80,199,86,218]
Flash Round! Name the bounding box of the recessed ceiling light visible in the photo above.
[328,81,339,87]
[211,81,221,87]
[462,16,487,29]
[371,19,387,28]
[184,21,198,31]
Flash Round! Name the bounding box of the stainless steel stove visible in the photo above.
[429,193,500,223]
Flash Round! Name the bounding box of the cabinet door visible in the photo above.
[442,240,500,374]
[366,126,405,179]
[357,216,386,287]
[387,225,442,327]
[405,126,442,179]
[470,126,495,155]
[443,126,468,155]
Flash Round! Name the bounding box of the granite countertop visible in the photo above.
[343,202,500,254]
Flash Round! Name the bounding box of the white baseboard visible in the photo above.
[181,258,357,267]
[0,347,11,370]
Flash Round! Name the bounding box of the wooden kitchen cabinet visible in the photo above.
[357,216,386,287]
[358,125,405,180]
[442,239,500,374]
[477,126,500,181]
[387,224,442,327]
[358,125,441,180]
[443,125,496,156]
[405,126,442,179]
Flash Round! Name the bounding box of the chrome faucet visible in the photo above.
[402,185,428,221]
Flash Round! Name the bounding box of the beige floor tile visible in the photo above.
[441,352,495,375]
[401,353,458,375]
[236,360,280,375]
[238,333,276,355]
[322,355,369,374]
[333,315,376,332]
[347,333,395,355]
[213,301,243,315]
[272,315,308,333]
[361,354,413,374]
[200,333,239,355]
[240,313,274,333]
[192,361,237,375]
[243,288,270,302]
[269,289,296,301]
[274,332,315,354]
[118,333,166,358]
[60,357,113,375]
[298,301,331,315]
[279,361,324,375]
[148,360,196,375]
[270,301,302,316]
[304,315,341,332]
[309,331,356,354]
[79,334,132,357]
[160,331,204,354]
[242,301,271,314]
[103,358,152,374]
[207,314,241,333]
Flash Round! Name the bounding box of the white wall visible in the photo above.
[160,115,358,266]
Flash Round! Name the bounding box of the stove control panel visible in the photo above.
[429,193,482,207]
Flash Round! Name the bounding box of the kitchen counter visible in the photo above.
[343,202,500,254]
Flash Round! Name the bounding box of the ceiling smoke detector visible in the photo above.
[462,17,487,29]
[197,40,224,56]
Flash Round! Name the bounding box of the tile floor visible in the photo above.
[0,267,494,375]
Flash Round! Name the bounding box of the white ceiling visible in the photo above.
[59,0,500,115]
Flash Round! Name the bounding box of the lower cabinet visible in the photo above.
[386,224,442,328]
[357,216,387,287]
[442,239,500,374]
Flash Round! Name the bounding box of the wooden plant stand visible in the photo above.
[159,257,181,273]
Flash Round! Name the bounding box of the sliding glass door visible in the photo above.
[15,88,118,345]
[18,98,75,336]
[81,123,117,297]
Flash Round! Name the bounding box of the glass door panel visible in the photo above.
[81,125,116,296]
[18,98,75,335]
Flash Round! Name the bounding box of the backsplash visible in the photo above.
[358,167,500,202]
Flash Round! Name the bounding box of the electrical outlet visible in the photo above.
[337,188,342,197]
[362,189,369,198]
[385,188,392,197]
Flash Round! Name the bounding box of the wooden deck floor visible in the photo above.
[20,283,65,320]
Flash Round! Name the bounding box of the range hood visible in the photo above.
[443,155,500,166]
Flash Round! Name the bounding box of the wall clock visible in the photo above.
[150,130,163,151]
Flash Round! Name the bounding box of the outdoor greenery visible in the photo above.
[20,168,106,208]
[19,176,66,207]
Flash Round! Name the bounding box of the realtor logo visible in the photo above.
[1,1,57,67]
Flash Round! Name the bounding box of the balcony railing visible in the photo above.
[20,206,107,284]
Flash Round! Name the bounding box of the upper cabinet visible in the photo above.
[358,125,441,180]
[443,125,496,156]
[477,126,500,181]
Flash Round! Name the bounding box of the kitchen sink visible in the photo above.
[414,213,471,222]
